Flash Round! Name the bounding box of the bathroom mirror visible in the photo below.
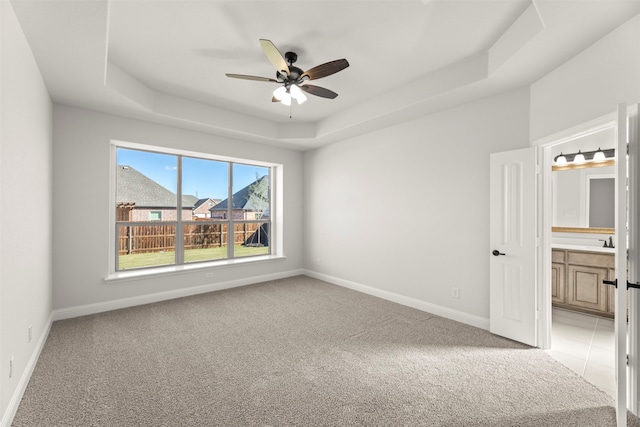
[552,164,615,233]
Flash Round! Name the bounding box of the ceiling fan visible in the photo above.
[226,39,349,106]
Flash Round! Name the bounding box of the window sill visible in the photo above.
[104,255,286,284]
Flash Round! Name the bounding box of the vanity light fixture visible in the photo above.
[553,148,615,165]
[593,148,606,161]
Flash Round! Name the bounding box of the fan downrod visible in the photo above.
[284,51,297,65]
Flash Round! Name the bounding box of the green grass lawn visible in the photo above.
[118,245,269,270]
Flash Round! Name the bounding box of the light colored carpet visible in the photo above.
[12,276,640,426]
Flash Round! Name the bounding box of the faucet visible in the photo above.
[599,239,608,248]
[609,236,614,249]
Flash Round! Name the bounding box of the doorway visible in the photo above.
[534,105,640,420]
[544,126,617,397]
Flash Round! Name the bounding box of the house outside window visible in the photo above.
[113,144,277,272]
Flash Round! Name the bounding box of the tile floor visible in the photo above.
[546,308,616,397]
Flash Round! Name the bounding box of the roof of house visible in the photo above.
[183,194,199,208]
[211,176,269,212]
[116,165,194,208]
[193,198,219,209]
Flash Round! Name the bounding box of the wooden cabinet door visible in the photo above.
[552,262,566,304]
[567,264,609,312]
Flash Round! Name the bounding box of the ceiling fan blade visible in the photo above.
[300,84,339,99]
[301,59,349,81]
[226,74,278,83]
[259,39,290,76]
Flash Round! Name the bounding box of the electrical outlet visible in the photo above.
[9,357,14,378]
[451,287,460,298]
[28,326,32,343]
[205,272,214,279]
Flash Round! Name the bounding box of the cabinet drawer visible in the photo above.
[567,251,614,268]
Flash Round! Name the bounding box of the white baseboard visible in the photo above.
[1,314,53,427]
[52,269,305,321]
[304,269,490,330]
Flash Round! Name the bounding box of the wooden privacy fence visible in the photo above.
[118,222,268,255]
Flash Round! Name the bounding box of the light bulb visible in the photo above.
[273,86,287,101]
[555,153,567,166]
[290,85,307,104]
[574,150,585,164]
[280,92,292,106]
[593,148,606,161]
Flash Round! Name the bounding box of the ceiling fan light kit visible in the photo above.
[226,39,349,110]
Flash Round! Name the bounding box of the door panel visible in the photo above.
[490,147,537,346]
[551,262,565,304]
[567,265,608,311]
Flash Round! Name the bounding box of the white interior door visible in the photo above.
[489,147,537,346]
[613,103,628,427]
[629,104,640,415]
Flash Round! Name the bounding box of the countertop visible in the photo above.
[552,243,616,254]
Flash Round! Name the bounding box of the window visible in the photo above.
[113,144,277,272]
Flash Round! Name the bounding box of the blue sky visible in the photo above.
[117,148,268,200]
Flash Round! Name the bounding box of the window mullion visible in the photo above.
[175,155,184,265]
[227,162,233,259]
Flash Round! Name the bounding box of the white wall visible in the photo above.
[51,105,304,312]
[530,14,640,142]
[303,87,530,321]
[0,1,53,424]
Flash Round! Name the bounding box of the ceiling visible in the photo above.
[10,0,640,150]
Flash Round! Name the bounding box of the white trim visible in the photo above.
[627,104,639,414]
[1,314,52,427]
[304,270,490,331]
[111,139,278,168]
[56,269,304,321]
[105,255,287,283]
[532,113,617,148]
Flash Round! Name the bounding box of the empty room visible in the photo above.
[2,0,640,426]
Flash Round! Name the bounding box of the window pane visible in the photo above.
[183,223,228,263]
[234,222,269,258]
[116,148,177,222]
[118,224,176,270]
[183,157,229,220]
[232,164,270,221]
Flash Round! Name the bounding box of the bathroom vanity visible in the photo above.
[552,244,616,318]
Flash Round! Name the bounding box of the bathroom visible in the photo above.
[548,126,617,396]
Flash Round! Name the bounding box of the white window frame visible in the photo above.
[106,140,284,282]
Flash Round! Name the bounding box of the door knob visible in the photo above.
[492,250,505,256]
